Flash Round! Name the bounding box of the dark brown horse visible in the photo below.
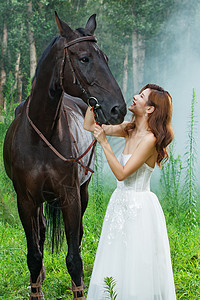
[3,12,126,300]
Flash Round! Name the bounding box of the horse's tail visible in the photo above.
[44,200,65,253]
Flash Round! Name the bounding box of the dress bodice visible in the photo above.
[117,153,153,192]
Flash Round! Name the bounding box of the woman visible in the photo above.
[84,84,176,300]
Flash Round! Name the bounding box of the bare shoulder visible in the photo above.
[145,132,156,143]
[141,132,157,148]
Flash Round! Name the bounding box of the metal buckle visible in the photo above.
[88,97,101,109]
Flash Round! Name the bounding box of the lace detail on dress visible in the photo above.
[104,189,142,245]
[104,154,153,245]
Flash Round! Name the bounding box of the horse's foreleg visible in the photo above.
[17,196,45,300]
[79,179,90,246]
[38,205,46,283]
[61,190,85,299]
[79,179,90,289]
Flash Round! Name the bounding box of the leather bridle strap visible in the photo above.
[62,105,97,175]
[60,36,97,98]
[27,36,99,174]
[64,36,97,48]
[26,96,95,174]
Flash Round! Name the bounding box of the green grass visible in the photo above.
[0,184,112,300]
[0,200,200,299]
[168,225,200,299]
[0,148,200,299]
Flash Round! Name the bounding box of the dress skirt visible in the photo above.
[87,187,176,300]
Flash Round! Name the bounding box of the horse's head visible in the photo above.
[55,12,126,125]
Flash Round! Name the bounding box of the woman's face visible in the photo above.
[128,88,151,115]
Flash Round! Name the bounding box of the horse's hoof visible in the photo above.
[71,279,85,299]
[29,292,45,300]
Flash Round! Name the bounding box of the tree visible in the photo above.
[0,0,199,111]
[27,1,37,79]
[0,22,7,111]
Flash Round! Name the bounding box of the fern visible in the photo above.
[104,277,118,300]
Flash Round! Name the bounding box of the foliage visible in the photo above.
[1,213,200,299]
[1,0,200,101]
[1,73,18,127]
[183,89,198,228]
[89,144,104,215]
[167,224,200,299]
[160,89,199,229]
[0,73,18,225]
[160,142,183,224]
[104,276,118,300]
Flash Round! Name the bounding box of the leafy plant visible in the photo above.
[0,73,19,225]
[183,89,198,228]
[160,142,183,223]
[89,144,104,215]
[1,72,17,131]
[104,276,118,300]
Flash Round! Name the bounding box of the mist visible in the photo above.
[155,6,200,159]
[102,4,200,187]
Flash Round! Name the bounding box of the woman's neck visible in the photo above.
[134,115,149,135]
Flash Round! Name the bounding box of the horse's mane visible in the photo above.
[32,36,60,83]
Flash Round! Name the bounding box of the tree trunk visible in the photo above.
[122,44,129,98]
[27,1,37,78]
[0,22,7,111]
[137,33,145,88]
[14,52,21,90]
[132,30,139,93]
[132,30,145,93]
[18,72,23,103]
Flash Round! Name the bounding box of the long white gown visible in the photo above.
[87,153,176,300]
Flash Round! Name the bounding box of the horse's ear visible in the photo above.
[85,14,97,35]
[55,11,74,38]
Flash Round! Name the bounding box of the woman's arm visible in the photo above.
[94,124,156,181]
[83,107,129,137]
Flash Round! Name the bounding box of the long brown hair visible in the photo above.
[126,83,174,167]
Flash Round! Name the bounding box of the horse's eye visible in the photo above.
[80,57,89,63]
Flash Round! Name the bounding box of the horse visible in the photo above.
[3,12,126,300]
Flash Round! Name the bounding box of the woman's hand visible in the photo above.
[83,107,96,132]
[94,124,108,145]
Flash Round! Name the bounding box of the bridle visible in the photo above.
[60,35,105,117]
[60,35,97,100]
[60,36,105,118]
[26,35,106,174]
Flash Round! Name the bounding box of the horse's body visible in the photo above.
[3,13,126,299]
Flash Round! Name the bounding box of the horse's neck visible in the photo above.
[28,56,63,137]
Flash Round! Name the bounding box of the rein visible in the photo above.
[26,35,100,174]
[26,96,96,174]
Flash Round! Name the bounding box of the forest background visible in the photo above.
[0,0,200,299]
[1,0,200,157]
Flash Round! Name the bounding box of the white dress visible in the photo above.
[87,154,176,300]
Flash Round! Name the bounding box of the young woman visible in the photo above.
[84,84,176,300]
